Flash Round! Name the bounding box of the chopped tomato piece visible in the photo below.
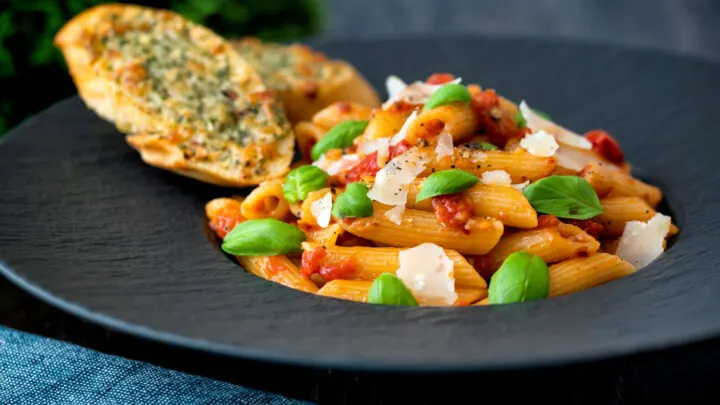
[209,206,244,239]
[537,214,560,228]
[426,73,455,85]
[469,88,529,147]
[470,254,496,282]
[343,152,379,183]
[389,139,412,159]
[431,193,475,230]
[585,130,625,165]
[565,219,604,240]
[301,246,357,281]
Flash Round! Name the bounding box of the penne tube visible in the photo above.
[316,280,486,306]
[595,196,679,238]
[295,121,327,162]
[238,255,319,294]
[304,244,486,289]
[406,180,538,229]
[548,253,635,297]
[420,147,556,183]
[405,103,477,144]
[339,203,504,255]
[477,223,600,274]
[299,187,335,228]
[581,162,662,207]
[473,297,489,306]
[240,179,290,220]
[362,106,413,141]
[311,101,373,130]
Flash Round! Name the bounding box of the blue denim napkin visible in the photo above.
[0,326,312,405]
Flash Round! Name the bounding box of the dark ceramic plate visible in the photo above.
[1,36,719,372]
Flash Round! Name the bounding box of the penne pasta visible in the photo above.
[405,103,477,144]
[295,121,327,162]
[548,253,635,297]
[299,187,335,228]
[304,223,345,246]
[304,244,486,289]
[420,147,557,183]
[406,180,538,229]
[311,101,373,130]
[581,162,662,207]
[240,179,290,220]
[339,202,504,255]
[473,297,489,306]
[238,255,319,294]
[317,279,486,306]
[595,196,679,238]
[478,223,600,274]
[362,105,413,141]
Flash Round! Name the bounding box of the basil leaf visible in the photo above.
[514,110,527,129]
[532,107,552,121]
[423,83,472,111]
[311,120,368,161]
[332,182,374,218]
[282,166,329,203]
[522,175,604,220]
[479,142,498,151]
[415,169,479,202]
[368,273,419,306]
[488,252,549,304]
[222,219,305,256]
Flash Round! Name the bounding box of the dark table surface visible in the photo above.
[3,1,720,403]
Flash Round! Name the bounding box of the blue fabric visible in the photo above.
[0,326,312,405]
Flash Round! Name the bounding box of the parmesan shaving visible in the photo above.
[313,154,360,176]
[309,191,333,228]
[368,148,430,206]
[519,101,592,150]
[481,170,512,185]
[511,180,530,191]
[615,213,671,269]
[396,243,457,306]
[385,75,407,100]
[390,110,418,146]
[385,205,405,225]
[383,77,463,108]
[520,130,559,157]
[435,133,454,160]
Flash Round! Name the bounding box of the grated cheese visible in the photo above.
[481,170,512,185]
[309,191,333,228]
[615,213,671,269]
[435,133,454,160]
[520,130,559,157]
[396,243,457,306]
[368,148,430,206]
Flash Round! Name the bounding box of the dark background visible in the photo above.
[2,1,720,403]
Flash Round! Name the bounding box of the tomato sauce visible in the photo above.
[342,140,412,184]
[431,193,475,230]
[301,247,357,281]
[537,214,560,228]
[209,206,244,239]
[265,255,288,276]
[565,219,604,240]
[584,130,625,165]
[470,88,529,147]
[426,73,455,85]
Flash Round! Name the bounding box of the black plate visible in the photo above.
[1,36,720,372]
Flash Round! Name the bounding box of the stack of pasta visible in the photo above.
[206,73,678,307]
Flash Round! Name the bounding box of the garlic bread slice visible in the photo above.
[54,4,294,186]
[233,37,381,124]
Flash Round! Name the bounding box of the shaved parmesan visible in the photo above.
[556,145,619,172]
[396,243,457,306]
[310,191,333,228]
[390,110,418,146]
[519,101,592,150]
[383,78,463,108]
[313,154,360,176]
[359,137,390,166]
[385,75,407,99]
[511,180,530,191]
[481,170,512,185]
[520,130,559,157]
[385,205,405,225]
[435,133,454,160]
[368,149,430,206]
[615,213,671,269]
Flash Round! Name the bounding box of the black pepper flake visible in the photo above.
[450,165,456,168]
[476,165,481,169]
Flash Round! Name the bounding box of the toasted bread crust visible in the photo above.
[233,37,381,123]
[55,4,294,186]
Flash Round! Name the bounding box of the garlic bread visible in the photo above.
[54,4,294,187]
[233,37,381,124]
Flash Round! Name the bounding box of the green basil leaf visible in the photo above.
[415,169,479,202]
[332,182,374,218]
[488,252,549,304]
[311,120,368,161]
[514,110,527,129]
[368,273,419,306]
[479,142,498,151]
[282,165,329,203]
[222,219,305,256]
[532,107,552,121]
[522,175,604,220]
[422,83,472,111]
